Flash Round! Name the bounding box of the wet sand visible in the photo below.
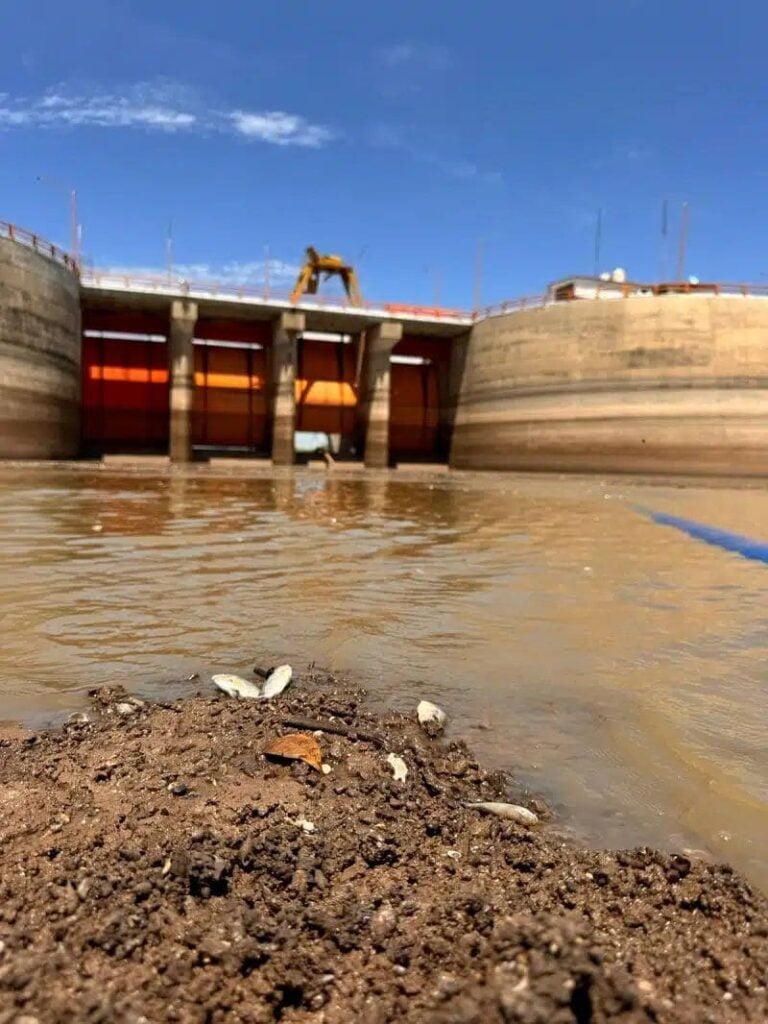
[0,671,765,1023]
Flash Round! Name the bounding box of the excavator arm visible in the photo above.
[290,246,363,305]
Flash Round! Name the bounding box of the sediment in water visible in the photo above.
[0,671,765,1023]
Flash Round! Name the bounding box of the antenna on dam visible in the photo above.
[676,201,690,280]
[593,208,603,276]
[165,218,174,283]
[474,238,484,310]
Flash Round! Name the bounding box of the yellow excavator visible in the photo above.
[290,246,363,305]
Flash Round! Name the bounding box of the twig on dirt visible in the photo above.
[279,716,387,749]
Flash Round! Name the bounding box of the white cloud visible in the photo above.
[434,157,503,185]
[369,121,502,185]
[93,258,300,286]
[368,122,407,150]
[230,110,333,147]
[379,44,416,66]
[0,82,333,148]
[377,42,450,71]
[0,108,32,126]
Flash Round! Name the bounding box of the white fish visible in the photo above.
[386,753,408,783]
[464,801,539,826]
[417,700,447,727]
[261,664,293,699]
[212,674,262,699]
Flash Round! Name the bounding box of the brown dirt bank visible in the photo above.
[0,672,765,1024]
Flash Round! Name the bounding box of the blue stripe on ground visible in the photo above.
[637,508,768,565]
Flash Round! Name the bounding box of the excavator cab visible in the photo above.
[290,246,363,305]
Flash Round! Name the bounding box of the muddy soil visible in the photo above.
[0,671,765,1023]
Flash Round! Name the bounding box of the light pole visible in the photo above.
[36,175,80,264]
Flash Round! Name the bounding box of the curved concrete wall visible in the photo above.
[0,237,81,458]
[451,296,768,476]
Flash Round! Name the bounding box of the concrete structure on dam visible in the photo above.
[0,229,81,458]
[451,290,768,476]
[4,219,768,476]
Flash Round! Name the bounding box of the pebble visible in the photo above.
[168,781,189,796]
[370,903,397,945]
[386,753,408,783]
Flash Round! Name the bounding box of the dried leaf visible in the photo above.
[264,733,322,772]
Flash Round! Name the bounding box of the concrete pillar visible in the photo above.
[270,310,305,466]
[168,300,198,463]
[438,332,470,462]
[358,321,403,469]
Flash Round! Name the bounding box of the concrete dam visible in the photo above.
[3,220,768,476]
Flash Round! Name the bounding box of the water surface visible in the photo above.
[1,465,767,888]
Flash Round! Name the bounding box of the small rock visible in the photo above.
[386,753,408,783]
[168,781,189,797]
[370,903,397,946]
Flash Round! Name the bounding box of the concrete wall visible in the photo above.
[0,237,81,458]
[451,296,768,475]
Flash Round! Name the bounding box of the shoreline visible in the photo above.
[6,458,768,492]
[0,671,765,1022]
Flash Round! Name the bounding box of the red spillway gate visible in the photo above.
[81,329,446,461]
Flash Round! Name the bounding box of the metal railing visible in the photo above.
[472,294,548,320]
[473,280,768,320]
[80,269,473,323]
[0,221,78,272]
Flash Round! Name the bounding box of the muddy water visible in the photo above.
[1,466,767,889]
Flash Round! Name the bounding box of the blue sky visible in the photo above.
[2,1,766,307]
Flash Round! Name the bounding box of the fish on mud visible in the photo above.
[212,674,263,699]
[464,801,539,826]
[417,700,447,728]
[261,664,293,699]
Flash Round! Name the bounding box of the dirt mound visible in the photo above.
[0,673,765,1023]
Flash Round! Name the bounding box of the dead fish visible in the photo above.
[261,664,293,699]
[386,752,408,783]
[464,801,539,826]
[417,700,447,728]
[212,673,262,699]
